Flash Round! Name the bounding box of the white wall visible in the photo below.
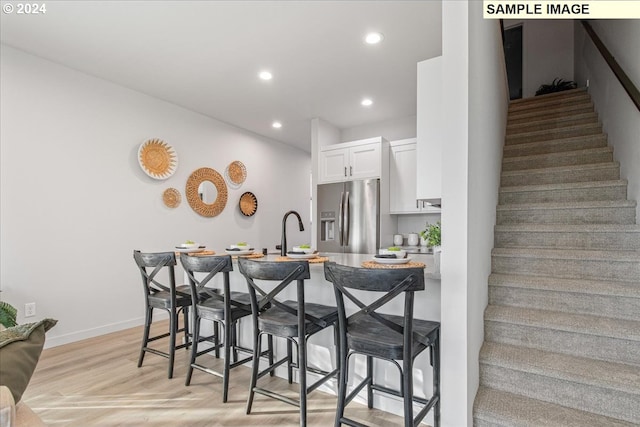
[440,1,470,425]
[467,0,509,420]
[440,2,508,426]
[574,20,640,220]
[504,19,574,98]
[0,46,311,347]
[340,115,416,143]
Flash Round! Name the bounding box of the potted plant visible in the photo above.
[535,78,577,96]
[0,300,17,328]
[420,221,441,252]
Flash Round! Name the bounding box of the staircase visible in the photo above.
[473,88,640,427]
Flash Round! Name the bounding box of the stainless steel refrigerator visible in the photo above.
[317,179,382,254]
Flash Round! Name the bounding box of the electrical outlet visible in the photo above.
[25,302,36,317]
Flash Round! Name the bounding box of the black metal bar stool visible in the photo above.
[180,254,273,402]
[324,262,440,427]
[238,258,339,427]
[133,250,192,379]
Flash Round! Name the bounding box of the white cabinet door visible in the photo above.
[319,140,381,183]
[319,147,349,183]
[349,143,381,180]
[416,56,442,203]
[390,140,420,213]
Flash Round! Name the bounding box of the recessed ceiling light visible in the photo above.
[272,121,282,129]
[361,98,373,107]
[259,71,273,80]
[364,32,384,45]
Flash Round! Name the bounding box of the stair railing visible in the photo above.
[581,20,640,112]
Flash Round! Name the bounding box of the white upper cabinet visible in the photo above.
[318,137,382,184]
[390,139,441,214]
[416,56,443,203]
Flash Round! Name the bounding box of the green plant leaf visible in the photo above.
[0,301,18,328]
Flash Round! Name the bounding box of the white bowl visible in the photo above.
[230,243,250,249]
[292,246,314,254]
[178,243,199,249]
[379,248,407,258]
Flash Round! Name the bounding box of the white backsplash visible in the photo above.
[396,212,441,242]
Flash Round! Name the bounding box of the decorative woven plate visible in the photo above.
[162,188,181,208]
[225,160,247,187]
[185,167,228,217]
[275,256,329,264]
[138,138,178,179]
[361,261,426,269]
[239,192,258,216]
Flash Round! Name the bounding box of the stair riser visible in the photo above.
[502,150,612,172]
[507,115,598,135]
[479,365,639,424]
[506,127,602,146]
[485,321,640,366]
[499,185,626,204]
[503,136,608,158]
[494,230,640,250]
[509,95,591,114]
[501,165,620,187]
[497,206,636,225]
[492,256,640,281]
[489,287,640,321]
[472,419,500,427]
[508,105,594,125]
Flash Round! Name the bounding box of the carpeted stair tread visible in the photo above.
[499,179,627,195]
[502,146,613,171]
[484,305,640,342]
[488,273,640,321]
[505,123,603,145]
[496,199,636,212]
[492,247,640,262]
[506,112,599,135]
[480,342,640,394]
[493,224,640,250]
[509,87,587,104]
[502,161,620,180]
[503,133,608,157]
[508,103,595,125]
[498,180,627,204]
[489,273,640,299]
[474,387,638,427]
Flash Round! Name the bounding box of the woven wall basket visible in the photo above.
[185,167,228,217]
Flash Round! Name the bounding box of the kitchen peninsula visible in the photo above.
[187,250,441,423]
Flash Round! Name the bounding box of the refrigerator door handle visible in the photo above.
[338,191,344,246]
[344,191,350,246]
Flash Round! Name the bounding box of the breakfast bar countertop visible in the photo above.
[252,251,441,280]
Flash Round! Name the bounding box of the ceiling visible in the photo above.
[0,1,442,152]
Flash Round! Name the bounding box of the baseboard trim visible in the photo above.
[44,316,154,349]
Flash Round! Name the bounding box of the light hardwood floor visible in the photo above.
[24,321,406,426]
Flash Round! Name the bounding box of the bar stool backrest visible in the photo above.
[323,262,425,340]
[238,258,325,328]
[180,254,234,305]
[133,251,181,301]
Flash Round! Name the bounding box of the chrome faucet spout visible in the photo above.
[281,210,304,256]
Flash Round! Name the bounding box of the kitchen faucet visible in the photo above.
[281,210,304,256]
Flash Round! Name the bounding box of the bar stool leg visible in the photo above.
[287,339,293,383]
[432,332,441,427]
[183,306,190,349]
[268,335,275,377]
[213,323,220,358]
[185,315,200,386]
[334,346,348,427]
[366,355,373,408]
[223,319,232,403]
[403,357,413,427]
[246,332,262,414]
[168,308,177,379]
[138,306,152,367]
